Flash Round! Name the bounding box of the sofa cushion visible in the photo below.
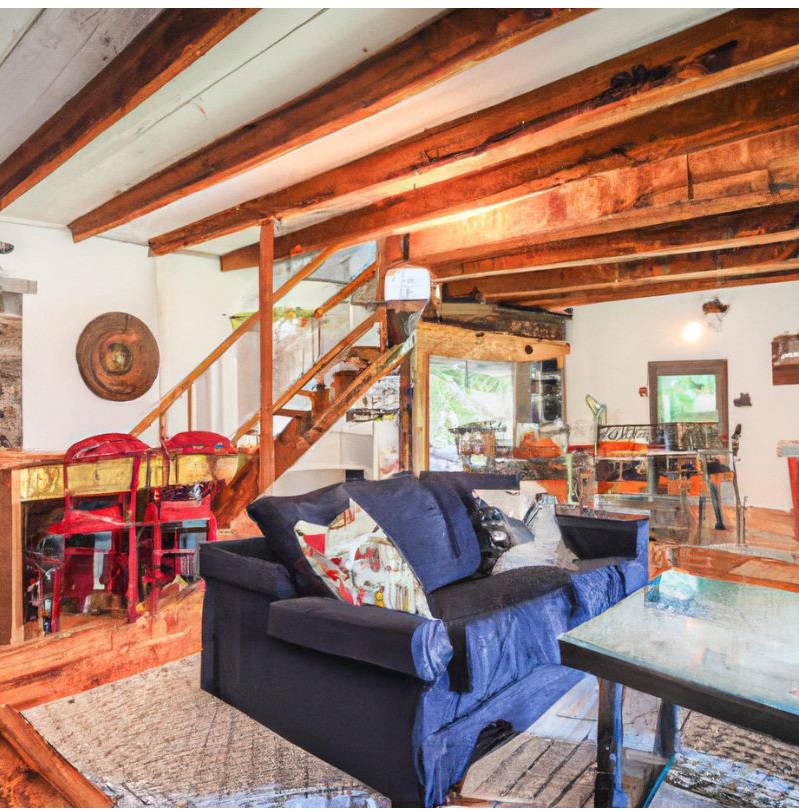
[428,565,571,622]
[294,498,432,617]
[247,482,350,597]
[344,474,480,592]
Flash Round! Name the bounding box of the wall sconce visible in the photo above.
[702,297,729,331]
[681,321,703,342]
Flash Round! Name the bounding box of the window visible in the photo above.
[648,359,728,442]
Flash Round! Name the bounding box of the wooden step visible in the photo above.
[212,334,414,527]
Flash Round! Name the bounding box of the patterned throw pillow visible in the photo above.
[294,499,432,618]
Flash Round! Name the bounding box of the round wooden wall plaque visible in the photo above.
[76,312,159,401]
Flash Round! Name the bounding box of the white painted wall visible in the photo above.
[0,220,159,451]
[565,281,799,511]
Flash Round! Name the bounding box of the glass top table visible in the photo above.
[559,571,799,806]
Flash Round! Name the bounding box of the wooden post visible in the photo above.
[259,220,275,492]
[412,337,430,476]
[0,467,23,644]
[399,355,412,472]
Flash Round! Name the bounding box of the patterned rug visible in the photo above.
[24,656,389,808]
[22,659,799,808]
[665,713,799,807]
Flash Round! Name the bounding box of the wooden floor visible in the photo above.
[1,506,796,807]
[457,677,799,808]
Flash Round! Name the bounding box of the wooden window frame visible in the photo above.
[647,359,729,443]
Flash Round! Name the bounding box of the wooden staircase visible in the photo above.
[215,330,413,526]
[132,244,418,528]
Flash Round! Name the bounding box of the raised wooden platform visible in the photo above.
[0,584,203,711]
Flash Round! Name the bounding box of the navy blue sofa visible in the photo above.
[199,473,648,807]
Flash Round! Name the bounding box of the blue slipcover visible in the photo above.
[204,475,649,807]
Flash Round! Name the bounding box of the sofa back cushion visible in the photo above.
[344,474,480,592]
[247,482,350,597]
[294,498,432,617]
[248,474,484,596]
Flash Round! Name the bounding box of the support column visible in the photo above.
[258,220,275,492]
[399,355,412,472]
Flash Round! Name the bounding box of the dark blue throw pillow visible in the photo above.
[345,474,480,592]
[247,482,350,597]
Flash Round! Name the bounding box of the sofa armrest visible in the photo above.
[267,597,453,683]
[199,538,296,600]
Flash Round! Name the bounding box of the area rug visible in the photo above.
[663,712,799,808]
[23,655,389,808]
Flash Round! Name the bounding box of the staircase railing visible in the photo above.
[132,245,387,459]
[130,312,259,439]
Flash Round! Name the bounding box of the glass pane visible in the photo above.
[428,357,514,470]
[657,374,718,423]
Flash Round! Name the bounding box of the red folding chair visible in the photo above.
[45,433,156,629]
[146,431,235,609]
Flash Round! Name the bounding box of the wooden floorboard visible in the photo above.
[457,674,799,809]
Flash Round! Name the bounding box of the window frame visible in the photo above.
[647,359,729,443]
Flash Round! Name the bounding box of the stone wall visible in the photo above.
[0,314,22,448]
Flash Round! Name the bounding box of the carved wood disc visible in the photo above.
[75,312,159,401]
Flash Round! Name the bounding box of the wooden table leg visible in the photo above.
[596,678,629,808]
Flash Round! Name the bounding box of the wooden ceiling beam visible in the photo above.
[404,125,799,267]
[443,242,799,301]
[69,8,588,242]
[151,8,799,256]
[432,203,799,283]
[0,9,258,211]
[511,267,799,309]
[224,66,799,267]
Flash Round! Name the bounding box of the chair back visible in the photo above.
[160,431,235,489]
[161,431,235,455]
[63,432,152,512]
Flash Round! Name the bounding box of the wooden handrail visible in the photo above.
[232,409,260,446]
[313,258,378,320]
[130,311,259,436]
[272,309,383,413]
[273,244,340,303]
[134,241,382,450]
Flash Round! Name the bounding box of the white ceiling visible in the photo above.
[0,7,728,256]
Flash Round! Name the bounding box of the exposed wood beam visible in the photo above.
[225,65,799,267]
[0,9,257,211]
[404,125,799,267]
[433,204,799,284]
[151,8,799,256]
[443,242,799,302]
[69,8,588,242]
[512,267,799,309]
